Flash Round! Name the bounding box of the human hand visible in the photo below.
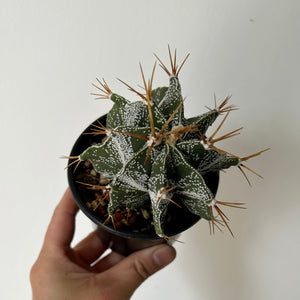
[30,188,176,300]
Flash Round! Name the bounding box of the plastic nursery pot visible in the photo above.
[68,115,219,256]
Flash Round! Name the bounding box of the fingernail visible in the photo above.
[153,245,176,267]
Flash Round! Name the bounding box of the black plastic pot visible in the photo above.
[68,115,219,255]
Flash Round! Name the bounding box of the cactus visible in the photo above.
[68,47,269,238]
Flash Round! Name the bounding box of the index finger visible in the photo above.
[43,188,79,249]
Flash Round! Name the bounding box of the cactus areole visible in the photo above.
[67,47,269,244]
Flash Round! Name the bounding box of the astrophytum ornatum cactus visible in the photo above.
[70,47,268,238]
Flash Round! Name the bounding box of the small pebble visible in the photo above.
[90,169,97,176]
[121,219,129,226]
[100,175,110,185]
[129,214,137,224]
[141,208,150,220]
[91,202,98,210]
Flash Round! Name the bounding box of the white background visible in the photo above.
[1,1,300,299]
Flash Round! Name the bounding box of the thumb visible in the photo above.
[104,244,176,298]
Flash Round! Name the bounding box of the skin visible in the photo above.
[30,188,176,300]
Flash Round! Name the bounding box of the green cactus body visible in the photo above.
[75,48,268,237]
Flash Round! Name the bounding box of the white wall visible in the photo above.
[1,1,299,299]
